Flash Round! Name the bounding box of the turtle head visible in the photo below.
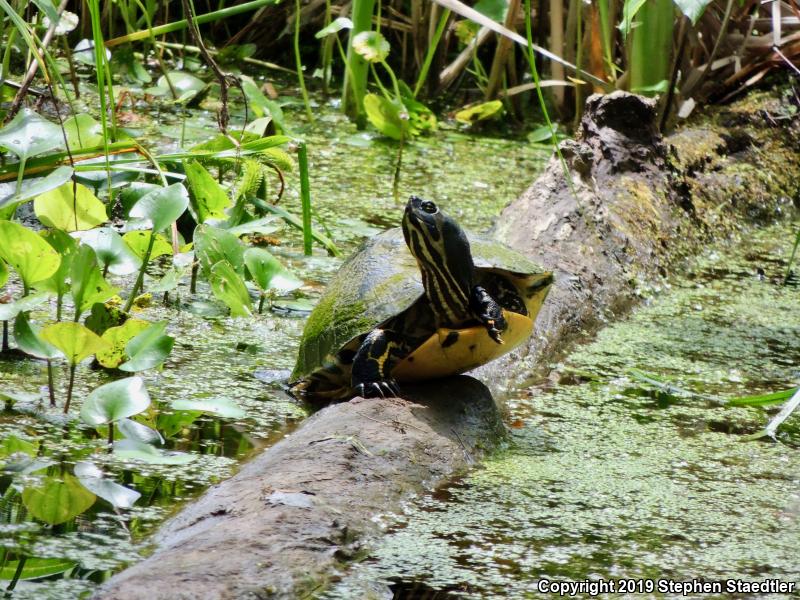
[402,196,474,325]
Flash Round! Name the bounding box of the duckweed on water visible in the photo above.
[326,221,800,599]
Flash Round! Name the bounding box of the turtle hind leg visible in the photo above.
[351,328,409,399]
[470,285,507,344]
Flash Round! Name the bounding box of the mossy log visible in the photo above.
[97,89,800,599]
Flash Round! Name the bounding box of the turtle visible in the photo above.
[290,195,553,402]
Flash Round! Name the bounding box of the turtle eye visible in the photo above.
[421,201,437,214]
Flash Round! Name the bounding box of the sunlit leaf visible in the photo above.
[171,397,245,419]
[70,245,118,317]
[146,71,206,98]
[363,94,405,140]
[194,224,244,276]
[14,313,60,360]
[129,183,189,233]
[63,114,104,150]
[96,318,150,369]
[74,461,141,508]
[37,228,77,297]
[728,387,800,407]
[210,260,252,317]
[227,216,282,236]
[0,220,61,287]
[184,160,231,223]
[455,100,504,124]
[240,78,286,131]
[474,0,508,21]
[315,16,353,38]
[22,473,96,525]
[0,166,74,212]
[0,434,37,458]
[75,227,141,276]
[122,230,173,260]
[0,558,76,581]
[73,39,111,66]
[119,321,174,372]
[352,31,390,63]
[244,247,302,294]
[673,0,712,24]
[117,417,163,444]
[113,438,194,465]
[0,108,63,162]
[33,181,107,231]
[0,259,7,288]
[80,376,150,425]
[40,321,107,365]
[619,0,648,37]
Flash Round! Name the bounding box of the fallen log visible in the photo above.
[97,88,800,599]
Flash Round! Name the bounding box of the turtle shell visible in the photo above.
[291,227,549,381]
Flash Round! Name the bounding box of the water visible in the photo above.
[325,221,800,599]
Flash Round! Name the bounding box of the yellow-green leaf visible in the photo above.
[21,473,96,525]
[40,322,107,365]
[34,182,107,231]
[96,319,150,369]
[0,220,61,287]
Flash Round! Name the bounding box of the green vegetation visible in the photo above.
[0,0,797,596]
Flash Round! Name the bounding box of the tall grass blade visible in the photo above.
[297,142,313,256]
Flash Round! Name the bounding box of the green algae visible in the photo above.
[325,221,800,599]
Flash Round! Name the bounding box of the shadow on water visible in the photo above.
[322,223,800,599]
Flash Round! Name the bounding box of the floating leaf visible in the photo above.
[34,181,107,231]
[0,220,61,288]
[171,397,245,419]
[184,160,231,223]
[96,319,150,368]
[14,313,60,360]
[0,292,49,321]
[210,260,252,317]
[63,114,104,150]
[128,183,189,233]
[122,230,173,260]
[22,473,96,525]
[74,461,140,508]
[316,16,353,38]
[244,247,303,294]
[40,321,107,365]
[146,71,206,102]
[0,166,74,212]
[0,389,42,407]
[0,558,76,581]
[363,94,405,140]
[352,31,390,63]
[0,108,62,162]
[80,376,150,425]
[455,100,504,124]
[73,38,111,66]
[239,79,286,132]
[194,224,244,276]
[76,227,141,276]
[113,439,194,465]
[119,321,174,372]
[149,267,187,294]
[117,417,163,445]
[70,245,118,318]
[0,435,37,458]
[227,216,282,236]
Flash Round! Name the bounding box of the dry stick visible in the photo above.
[439,26,492,90]
[7,0,70,120]
[659,16,689,132]
[485,0,522,99]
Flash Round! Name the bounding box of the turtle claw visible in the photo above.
[355,379,401,399]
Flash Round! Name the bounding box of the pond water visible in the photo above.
[324,221,800,599]
[0,88,548,597]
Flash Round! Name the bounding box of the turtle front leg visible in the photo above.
[470,285,507,344]
[351,329,408,398]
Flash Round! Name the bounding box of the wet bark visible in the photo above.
[97,89,800,599]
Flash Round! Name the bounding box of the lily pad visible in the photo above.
[129,183,189,233]
[0,292,49,321]
[119,321,174,372]
[0,108,63,162]
[40,321,107,365]
[454,100,504,124]
[122,230,173,260]
[171,397,246,419]
[70,245,118,318]
[184,160,231,223]
[117,417,163,445]
[210,260,252,317]
[74,461,141,508]
[22,472,96,525]
[363,94,405,140]
[14,313,60,360]
[37,229,78,297]
[194,224,245,276]
[227,216,282,236]
[80,376,150,425]
[34,181,107,231]
[0,558,76,582]
[63,114,104,150]
[113,438,194,465]
[0,220,61,288]
[72,38,111,66]
[146,71,206,103]
[76,227,141,276]
[0,166,74,212]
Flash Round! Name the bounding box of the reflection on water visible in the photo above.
[325,222,800,599]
